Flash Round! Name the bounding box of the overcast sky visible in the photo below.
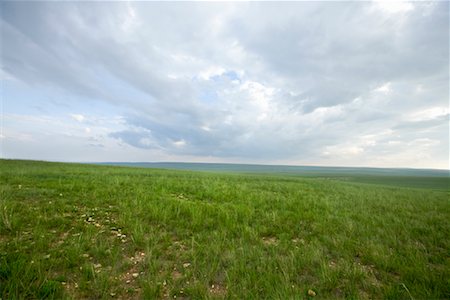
[1,1,448,169]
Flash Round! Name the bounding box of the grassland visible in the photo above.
[1,159,449,299]
[101,162,450,191]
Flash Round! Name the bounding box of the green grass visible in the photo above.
[1,159,449,299]
[100,162,450,191]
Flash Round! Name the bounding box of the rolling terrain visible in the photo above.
[101,162,449,190]
[1,159,449,299]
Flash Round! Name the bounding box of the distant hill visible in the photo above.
[98,162,448,177]
[97,162,449,190]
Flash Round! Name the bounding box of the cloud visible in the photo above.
[71,114,85,122]
[1,1,448,168]
[409,107,449,122]
[372,0,414,14]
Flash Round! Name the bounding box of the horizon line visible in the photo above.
[2,158,448,172]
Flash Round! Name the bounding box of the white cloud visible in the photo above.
[239,80,275,121]
[321,144,365,161]
[173,139,186,148]
[121,2,139,33]
[71,114,85,122]
[372,0,414,14]
[374,82,391,94]
[198,66,226,80]
[409,107,449,121]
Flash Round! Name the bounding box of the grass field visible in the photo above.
[100,162,450,191]
[1,159,449,299]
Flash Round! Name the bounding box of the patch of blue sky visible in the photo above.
[3,80,59,115]
[3,79,122,119]
[223,70,240,81]
[210,70,240,83]
[3,65,156,120]
[199,89,218,104]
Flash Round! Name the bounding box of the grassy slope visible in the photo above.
[1,159,449,299]
[101,162,450,191]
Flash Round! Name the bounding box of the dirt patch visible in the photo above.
[291,238,305,245]
[121,252,146,283]
[62,281,78,297]
[209,282,227,297]
[172,269,183,280]
[355,258,382,288]
[172,240,188,252]
[113,251,147,299]
[52,231,71,247]
[328,260,337,268]
[130,251,146,264]
[262,236,278,246]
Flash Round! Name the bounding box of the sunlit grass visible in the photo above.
[1,159,449,299]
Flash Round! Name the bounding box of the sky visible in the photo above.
[1,1,449,169]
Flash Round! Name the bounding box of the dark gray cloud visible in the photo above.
[1,1,448,168]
